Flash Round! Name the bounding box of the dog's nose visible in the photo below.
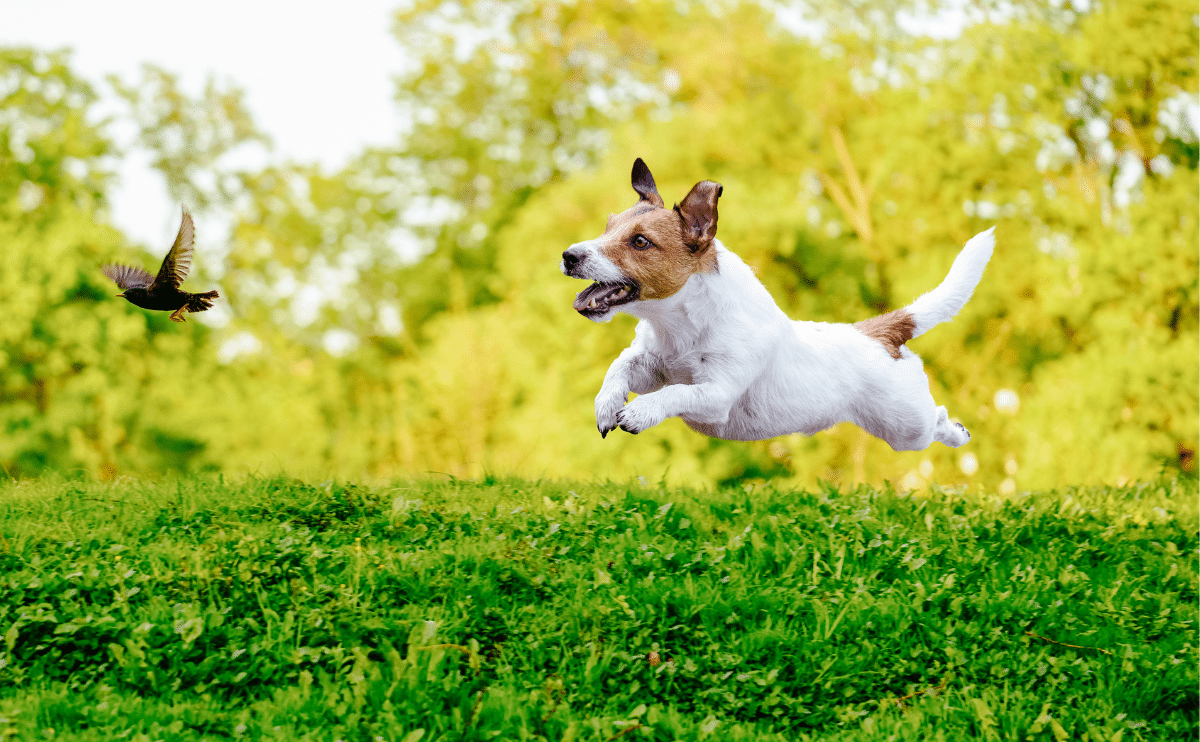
[562,246,585,272]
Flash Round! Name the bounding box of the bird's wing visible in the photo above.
[101,264,155,290]
[153,209,195,288]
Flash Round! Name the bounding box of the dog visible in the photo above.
[560,158,994,451]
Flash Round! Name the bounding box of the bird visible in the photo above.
[102,209,219,322]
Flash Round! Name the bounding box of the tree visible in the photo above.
[3,0,1193,487]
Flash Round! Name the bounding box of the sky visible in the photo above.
[1,0,408,249]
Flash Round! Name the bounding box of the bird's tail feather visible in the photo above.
[187,290,219,313]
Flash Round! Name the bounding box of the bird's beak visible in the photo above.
[115,292,125,297]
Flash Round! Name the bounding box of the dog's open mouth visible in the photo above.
[573,282,639,316]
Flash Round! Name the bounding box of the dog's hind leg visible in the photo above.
[933,406,971,447]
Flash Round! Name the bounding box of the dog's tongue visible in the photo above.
[573,282,627,312]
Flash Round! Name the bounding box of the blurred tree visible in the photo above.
[376,0,685,334]
[1,0,1194,489]
[0,49,117,475]
[109,64,271,211]
[378,0,960,336]
[354,0,1196,488]
[0,51,355,478]
[0,49,214,476]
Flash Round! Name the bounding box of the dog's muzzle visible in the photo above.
[572,281,639,317]
[562,244,639,318]
[561,245,587,275]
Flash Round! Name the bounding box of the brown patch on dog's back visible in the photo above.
[855,309,916,360]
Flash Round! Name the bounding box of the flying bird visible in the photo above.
[102,209,219,322]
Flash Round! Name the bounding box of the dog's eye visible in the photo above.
[632,235,651,250]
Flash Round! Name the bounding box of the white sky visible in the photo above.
[1,0,408,249]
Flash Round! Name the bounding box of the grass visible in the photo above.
[0,475,1195,741]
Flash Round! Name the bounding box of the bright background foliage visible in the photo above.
[0,0,1196,489]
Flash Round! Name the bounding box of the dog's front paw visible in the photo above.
[595,388,627,439]
[615,396,665,435]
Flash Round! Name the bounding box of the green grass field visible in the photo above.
[0,476,1195,741]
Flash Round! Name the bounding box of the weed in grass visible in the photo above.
[0,475,1195,740]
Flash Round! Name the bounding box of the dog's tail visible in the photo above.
[905,227,994,339]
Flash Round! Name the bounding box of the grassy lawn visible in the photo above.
[0,475,1195,741]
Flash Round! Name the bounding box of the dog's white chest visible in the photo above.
[658,353,699,387]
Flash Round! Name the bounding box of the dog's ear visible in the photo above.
[631,158,664,208]
[675,180,722,252]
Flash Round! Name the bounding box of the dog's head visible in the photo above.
[561,158,722,322]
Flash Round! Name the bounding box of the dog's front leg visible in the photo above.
[595,343,664,438]
[616,381,742,435]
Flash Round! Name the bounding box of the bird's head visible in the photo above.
[115,287,149,303]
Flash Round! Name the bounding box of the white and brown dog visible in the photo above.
[561,158,994,451]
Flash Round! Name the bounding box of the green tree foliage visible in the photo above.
[0,52,358,478]
[0,48,136,476]
[354,0,1197,489]
[0,1,1195,488]
[109,64,270,210]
